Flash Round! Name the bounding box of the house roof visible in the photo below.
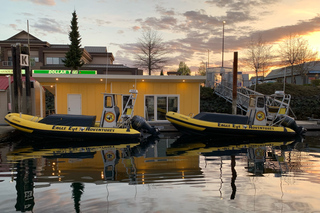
[0,76,35,91]
[32,74,206,84]
[84,46,107,53]
[265,61,320,80]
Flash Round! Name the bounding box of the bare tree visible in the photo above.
[136,29,169,75]
[244,34,273,90]
[279,34,318,84]
[295,41,318,84]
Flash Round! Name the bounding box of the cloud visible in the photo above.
[95,19,111,26]
[155,5,175,16]
[9,24,18,30]
[132,26,140,31]
[205,0,278,10]
[120,3,320,71]
[32,18,66,34]
[136,16,177,30]
[12,0,56,6]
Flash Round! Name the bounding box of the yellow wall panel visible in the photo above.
[44,80,200,121]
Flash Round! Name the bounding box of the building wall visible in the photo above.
[51,81,200,121]
[0,91,7,124]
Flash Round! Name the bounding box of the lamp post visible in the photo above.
[220,21,226,86]
[222,20,226,68]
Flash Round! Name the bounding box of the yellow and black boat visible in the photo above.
[5,89,158,140]
[4,113,141,140]
[166,91,306,137]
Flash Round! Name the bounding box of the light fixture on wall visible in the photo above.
[100,79,103,81]
[183,80,185,82]
[56,78,59,81]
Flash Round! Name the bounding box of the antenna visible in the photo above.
[105,46,108,92]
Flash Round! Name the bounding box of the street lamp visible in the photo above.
[222,20,226,69]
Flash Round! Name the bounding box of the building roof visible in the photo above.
[32,74,206,84]
[0,76,35,91]
[84,46,107,53]
[265,61,320,80]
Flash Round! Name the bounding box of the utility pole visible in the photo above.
[207,49,209,68]
[232,52,238,115]
[22,45,32,114]
[12,44,23,113]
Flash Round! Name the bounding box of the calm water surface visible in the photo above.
[0,132,320,213]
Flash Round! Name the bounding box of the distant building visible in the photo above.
[265,61,320,85]
[206,67,246,88]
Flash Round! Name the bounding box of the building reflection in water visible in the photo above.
[5,134,303,212]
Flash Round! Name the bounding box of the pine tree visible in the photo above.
[63,10,84,71]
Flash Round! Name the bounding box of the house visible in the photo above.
[265,61,320,85]
[0,30,142,75]
[33,72,205,122]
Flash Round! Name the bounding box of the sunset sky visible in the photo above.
[1,0,320,75]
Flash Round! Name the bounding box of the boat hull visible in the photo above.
[5,113,141,140]
[166,112,296,137]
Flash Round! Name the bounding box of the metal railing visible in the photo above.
[214,83,262,112]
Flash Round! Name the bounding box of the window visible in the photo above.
[105,96,113,108]
[122,95,133,110]
[145,96,155,121]
[145,95,179,121]
[46,57,65,65]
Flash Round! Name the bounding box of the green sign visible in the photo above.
[0,69,26,74]
[33,70,97,75]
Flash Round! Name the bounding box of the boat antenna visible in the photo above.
[105,46,108,93]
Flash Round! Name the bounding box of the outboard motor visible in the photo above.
[131,115,159,135]
[280,116,306,135]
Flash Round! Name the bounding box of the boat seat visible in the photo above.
[193,112,249,124]
[39,114,96,127]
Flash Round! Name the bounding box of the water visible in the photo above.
[1,132,320,213]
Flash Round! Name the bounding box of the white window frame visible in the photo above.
[144,94,180,121]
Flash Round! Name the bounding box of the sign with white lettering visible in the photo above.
[20,54,29,67]
[33,70,97,75]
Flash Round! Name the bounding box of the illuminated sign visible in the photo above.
[0,69,26,74]
[33,70,97,75]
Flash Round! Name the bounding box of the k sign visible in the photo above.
[20,54,29,67]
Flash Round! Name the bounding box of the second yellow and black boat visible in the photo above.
[166,91,305,137]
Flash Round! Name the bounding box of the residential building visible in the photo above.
[265,61,320,85]
[0,30,142,75]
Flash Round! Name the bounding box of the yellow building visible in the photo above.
[33,72,206,121]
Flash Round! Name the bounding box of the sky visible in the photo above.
[1,0,320,75]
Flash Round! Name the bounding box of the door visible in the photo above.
[68,94,82,115]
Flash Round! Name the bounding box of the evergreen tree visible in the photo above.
[63,10,84,71]
[198,61,206,76]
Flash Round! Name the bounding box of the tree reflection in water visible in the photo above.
[71,182,84,213]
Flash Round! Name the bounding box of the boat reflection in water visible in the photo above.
[6,134,303,212]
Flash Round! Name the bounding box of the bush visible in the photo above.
[311,79,320,86]
[200,84,320,120]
